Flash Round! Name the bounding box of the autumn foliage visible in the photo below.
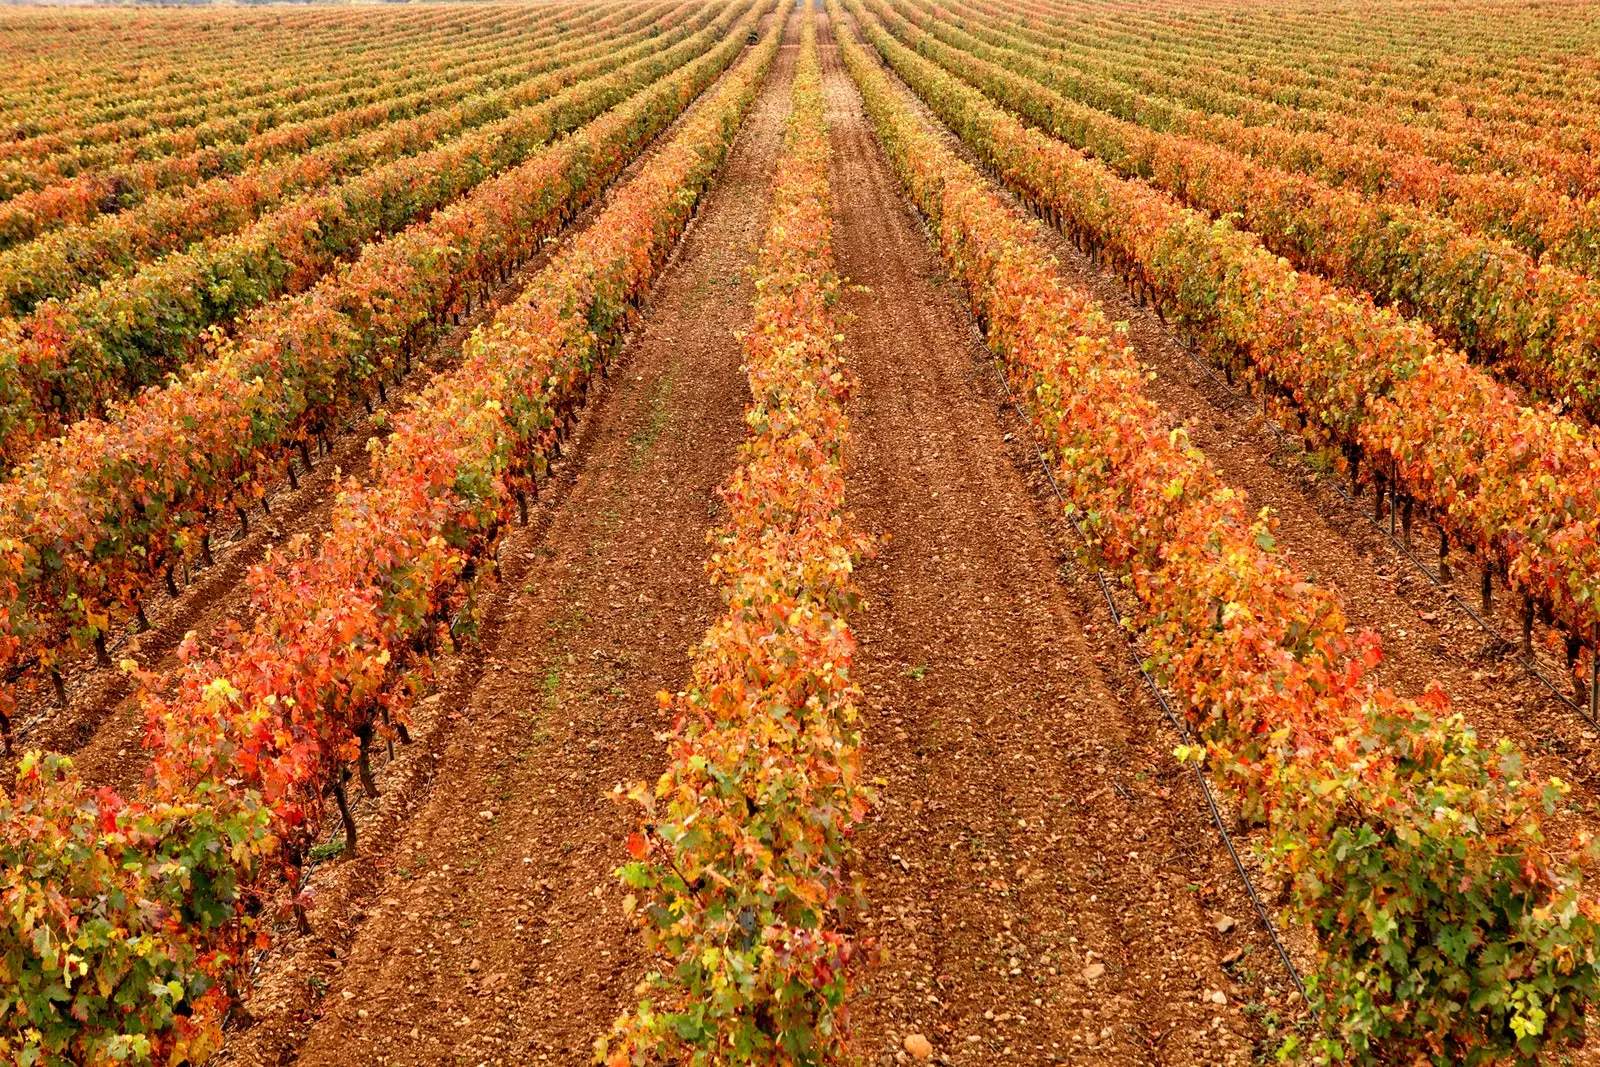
[0,2,650,257]
[0,5,609,206]
[7,2,1600,1064]
[865,0,1600,424]
[853,0,1600,805]
[605,8,871,1063]
[0,755,274,1067]
[0,3,705,318]
[885,0,1600,274]
[0,1,759,743]
[0,11,777,1061]
[0,3,741,463]
[835,3,1600,1061]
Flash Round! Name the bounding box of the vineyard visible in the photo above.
[5,0,1600,1064]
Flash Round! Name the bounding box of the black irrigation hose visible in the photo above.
[973,327,1309,1002]
[1170,330,1600,735]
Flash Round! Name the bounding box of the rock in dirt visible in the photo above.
[1082,962,1106,981]
[904,1034,934,1059]
[1213,914,1236,934]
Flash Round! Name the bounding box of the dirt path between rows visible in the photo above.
[833,4,1600,1059]
[220,11,802,1067]
[980,66,1600,859]
[118,7,1600,1066]
[211,6,1349,1063]
[819,13,1272,1066]
[841,2,1600,854]
[1024,153,1600,1066]
[11,26,759,797]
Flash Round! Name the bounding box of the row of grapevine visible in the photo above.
[0,16,780,1064]
[0,752,274,1067]
[831,5,1600,1061]
[605,7,870,1061]
[849,0,1600,707]
[0,3,736,464]
[0,1,700,312]
[0,3,569,184]
[993,0,1600,173]
[0,1,763,743]
[0,1,620,250]
[0,4,494,121]
[0,24,509,199]
[913,0,1600,276]
[991,0,1600,185]
[0,6,464,125]
[860,0,1600,427]
[1026,0,1600,122]
[1,22,425,163]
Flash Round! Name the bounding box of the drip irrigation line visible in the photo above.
[1169,329,1600,734]
[974,330,1308,1001]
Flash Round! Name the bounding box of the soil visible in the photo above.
[219,9,798,1065]
[29,3,1596,1065]
[1022,150,1600,1063]
[933,41,1600,854]
[830,3,1600,1058]
[6,23,764,797]
[819,12,1276,1065]
[221,7,1297,1064]
[837,1,1600,847]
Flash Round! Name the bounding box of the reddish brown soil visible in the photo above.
[819,13,1276,1065]
[218,11,799,1066]
[1020,148,1600,1065]
[7,31,764,798]
[212,8,1307,1064]
[837,8,1600,841]
[68,5,1597,1066]
[965,66,1600,850]
[828,4,1600,1058]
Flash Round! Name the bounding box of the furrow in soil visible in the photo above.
[819,13,1270,1065]
[11,22,769,797]
[231,12,801,1067]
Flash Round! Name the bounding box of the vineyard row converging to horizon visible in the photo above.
[4,2,1600,1065]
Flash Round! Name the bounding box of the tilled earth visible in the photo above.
[820,13,1273,1065]
[224,12,799,1066]
[30,5,1600,1067]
